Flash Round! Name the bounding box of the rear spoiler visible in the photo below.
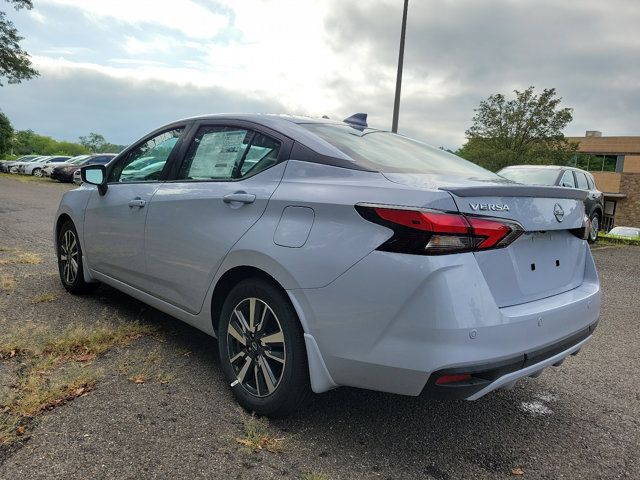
[440,185,588,201]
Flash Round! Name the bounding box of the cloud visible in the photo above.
[38,0,229,39]
[2,62,287,145]
[323,0,640,146]
[3,0,639,149]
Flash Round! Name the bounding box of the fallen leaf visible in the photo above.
[9,350,16,358]
[75,354,94,362]
[16,426,25,436]
[512,467,525,476]
[131,375,145,384]
[74,387,86,396]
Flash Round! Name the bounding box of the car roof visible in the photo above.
[156,113,383,163]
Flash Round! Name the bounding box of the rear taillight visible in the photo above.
[356,204,524,255]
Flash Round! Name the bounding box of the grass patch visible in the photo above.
[0,321,157,361]
[0,173,55,184]
[0,321,158,446]
[301,474,330,480]
[0,274,16,292]
[117,349,175,385]
[237,416,285,453]
[31,293,57,304]
[0,252,43,265]
[597,232,640,246]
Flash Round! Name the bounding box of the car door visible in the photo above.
[83,126,186,287]
[143,122,291,314]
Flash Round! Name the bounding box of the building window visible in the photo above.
[570,153,617,172]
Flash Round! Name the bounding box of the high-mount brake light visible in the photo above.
[356,205,524,255]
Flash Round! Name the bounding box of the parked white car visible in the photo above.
[43,155,90,177]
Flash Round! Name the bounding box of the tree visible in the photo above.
[0,111,13,155]
[458,87,577,171]
[13,129,90,155]
[0,0,39,86]
[79,132,125,153]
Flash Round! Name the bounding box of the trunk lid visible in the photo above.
[383,173,589,307]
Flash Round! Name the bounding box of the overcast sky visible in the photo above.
[1,0,638,149]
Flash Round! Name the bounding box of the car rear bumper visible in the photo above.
[289,244,601,396]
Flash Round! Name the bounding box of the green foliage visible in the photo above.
[0,0,39,86]
[79,132,125,153]
[458,87,577,172]
[12,129,90,156]
[0,111,13,155]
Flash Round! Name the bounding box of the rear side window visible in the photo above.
[302,123,495,177]
[574,172,589,190]
[586,174,595,189]
[178,127,280,180]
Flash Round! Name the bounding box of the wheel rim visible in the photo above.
[226,297,286,398]
[590,215,599,241]
[59,229,79,285]
[34,169,42,177]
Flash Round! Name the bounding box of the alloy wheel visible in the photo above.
[33,169,43,177]
[226,297,286,397]
[59,229,79,285]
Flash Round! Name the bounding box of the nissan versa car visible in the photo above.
[54,114,601,416]
[497,165,604,243]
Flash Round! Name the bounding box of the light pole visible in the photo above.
[391,0,409,133]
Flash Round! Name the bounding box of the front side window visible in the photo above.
[110,128,183,183]
[179,127,280,180]
[559,170,576,188]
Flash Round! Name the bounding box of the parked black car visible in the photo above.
[51,154,116,182]
[497,165,604,243]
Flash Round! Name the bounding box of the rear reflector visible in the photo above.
[356,204,524,255]
[435,373,472,385]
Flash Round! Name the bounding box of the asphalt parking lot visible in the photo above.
[0,175,638,479]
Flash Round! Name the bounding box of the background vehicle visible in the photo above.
[7,156,48,173]
[497,165,603,242]
[51,154,116,182]
[55,114,600,416]
[43,155,90,177]
[607,226,640,238]
[21,156,71,176]
[0,155,40,173]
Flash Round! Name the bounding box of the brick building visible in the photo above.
[566,132,640,230]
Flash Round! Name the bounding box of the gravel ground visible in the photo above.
[0,175,638,479]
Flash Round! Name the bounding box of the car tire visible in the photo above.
[218,277,311,417]
[57,220,99,294]
[32,168,42,177]
[588,212,600,243]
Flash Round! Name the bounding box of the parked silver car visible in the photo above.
[54,114,601,416]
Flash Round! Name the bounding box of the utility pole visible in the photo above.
[391,0,409,133]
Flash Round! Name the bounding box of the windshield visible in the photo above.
[66,155,91,164]
[498,168,560,186]
[302,124,496,177]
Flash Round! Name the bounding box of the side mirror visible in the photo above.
[81,165,108,195]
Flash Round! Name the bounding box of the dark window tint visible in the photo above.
[302,124,496,177]
[574,172,589,189]
[110,128,183,183]
[179,127,280,180]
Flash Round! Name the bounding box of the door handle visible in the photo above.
[223,192,256,204]
[128,198,146,208]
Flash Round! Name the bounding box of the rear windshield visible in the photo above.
[498,168,560,186]
[302,124,496,177]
